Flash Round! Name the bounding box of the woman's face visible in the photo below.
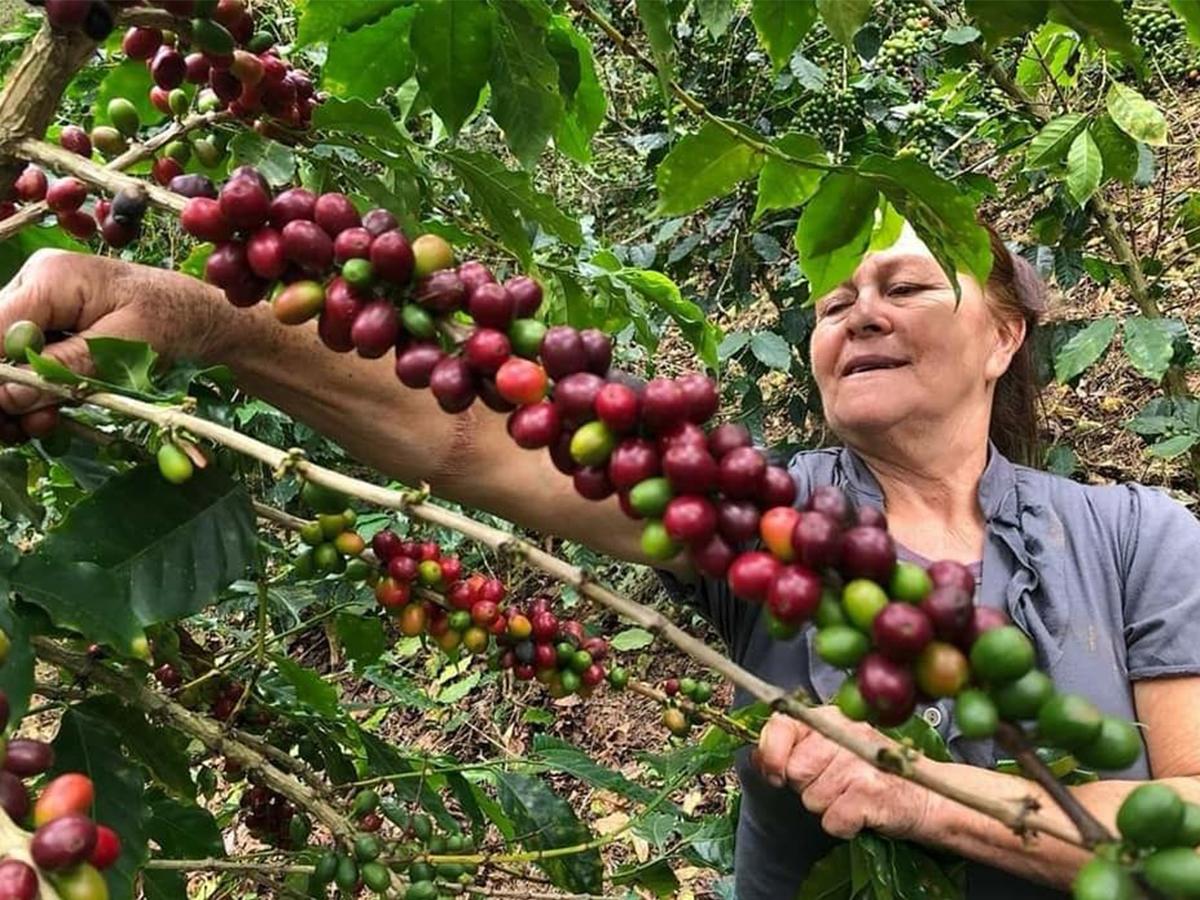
[809,226,1022,443]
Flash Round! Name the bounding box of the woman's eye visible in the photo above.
[888,283,923,296]
[821,297,850,315]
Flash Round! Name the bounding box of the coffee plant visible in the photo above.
[0,0,1192,898]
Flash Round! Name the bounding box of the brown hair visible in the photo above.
[981,224,1045,468]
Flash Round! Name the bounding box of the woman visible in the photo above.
[1,224,1198,899]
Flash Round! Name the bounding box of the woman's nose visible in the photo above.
[845,290,892,336]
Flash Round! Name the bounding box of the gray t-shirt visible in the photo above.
[662,444,1200,900]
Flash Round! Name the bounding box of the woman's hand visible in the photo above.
[0,249,231,413]
[753,708,944,841]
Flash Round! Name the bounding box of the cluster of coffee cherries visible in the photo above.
[118,0,320,134]
[314,792,478,899]
[3,163,150,247]
[0,631,121,900]
[32,0,121,41]
[1073,783,1200,899]
[195,173,805,587]
[782,486,1142,770]
[239,782,306,850]
[657,675,715,738]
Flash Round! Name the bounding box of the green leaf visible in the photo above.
[1050,0,1135,55]
[1106,82,1168,147]
[750,332,792,370]
[0,452,42,524]
[411,0,492,134]
[1017,23,1078,91]
[311,97,406,146]
[795,173,877,299]
[1149,434,1199,458]
[490,0,565,167]
[551,16,606,164]
[1025,113,1087,168]
[636,0,675,100]
[612,858,680,897]
[446,149,581,268]
[696,0,735,38]
[27,349,86,386]
[335,613,387,669]
[798,843,852,898]
[0,598,34,726]
[78,696,195,798]
[494,772,602,893]
[52,703,150,900]
[358,731,456,829]
[963,0,1048,43]
[1123,316,1175,382]
[142,791,224,899]
[228,131,296,187]
[295,0,405,46]
[750,0,817,70]
[12,464,256,644]
[531,735,662,805]
[86,337,158,393]
[92,60,163,132]
[273,654,341,718]
[869,199,905,251]
[323,5,416,100]
[1054,316,1116,383]
[610,627,654,651]
[612,268,721,369]
[942,24,982,44]
[656,121,765,216]
[1170,0,1200,47]
[816,0,870,46]
[754,133,827,221]
[1089,115,1139,185]
[1045,443,1078,476]
[857,155,993,293]
[1066,128,1102,206]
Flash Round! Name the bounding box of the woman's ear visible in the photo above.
[985,315,1026,381]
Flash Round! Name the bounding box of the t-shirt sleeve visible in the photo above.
[1121,484,1200,679]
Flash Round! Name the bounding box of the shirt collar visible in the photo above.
[838,440,1019,523]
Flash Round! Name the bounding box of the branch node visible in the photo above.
[273,447,307,481]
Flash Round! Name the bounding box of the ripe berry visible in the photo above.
[281,220,334,272]
[31,814,97,870]
[0,772,28,822]
[185,52,211,84]
[314,192,360,237]
[962,605,1009,647]
[495,357,548,405]
[595,382,640,433]
[318,278,364,352]
[657,421,707,454]
[468,283,516,330]
[766,564,821,623]
[464,328,512,375]
[350,301,399,359]
[708,422,751,458]
[269,188,317,228]
[717,500,760,543]
[12,165,46,202]
[505,276,542,317]
[640,378,687,433]
[370,230,414,284]
[838,526,896,583]
[33,773,94,827]
[608,438,660,489]
[3,739,53,777]
[333,227,372,263]
[718,446,767,498]
[759,506,801,561]
[362,208,398,236]
[181,197,234,242]
[246,227,286,279]
[921,586,973,642]
[151,46,187,90]
[395,343,446,389]
[429,357,477,413]
[46,178,87,213]
[553,372,604,426]
[690,533,735,577]
[807,485,852,526]
[123,26,163,59]
[507,402,561,449]
[791,511,842,569]
[539,326,586,380]
[579,328,612,375]
[59,125,92,157]
[662,441,718,494]
[663,495,717,545]
[928,559,975,596]
[725,550,781,604]
[676,372,718,422]
[458,260,495,296]
[872,602,934,662]
[573,466,613,500]
[0,860,36,900]
[858,653,916,726]
[152,156,184,186]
